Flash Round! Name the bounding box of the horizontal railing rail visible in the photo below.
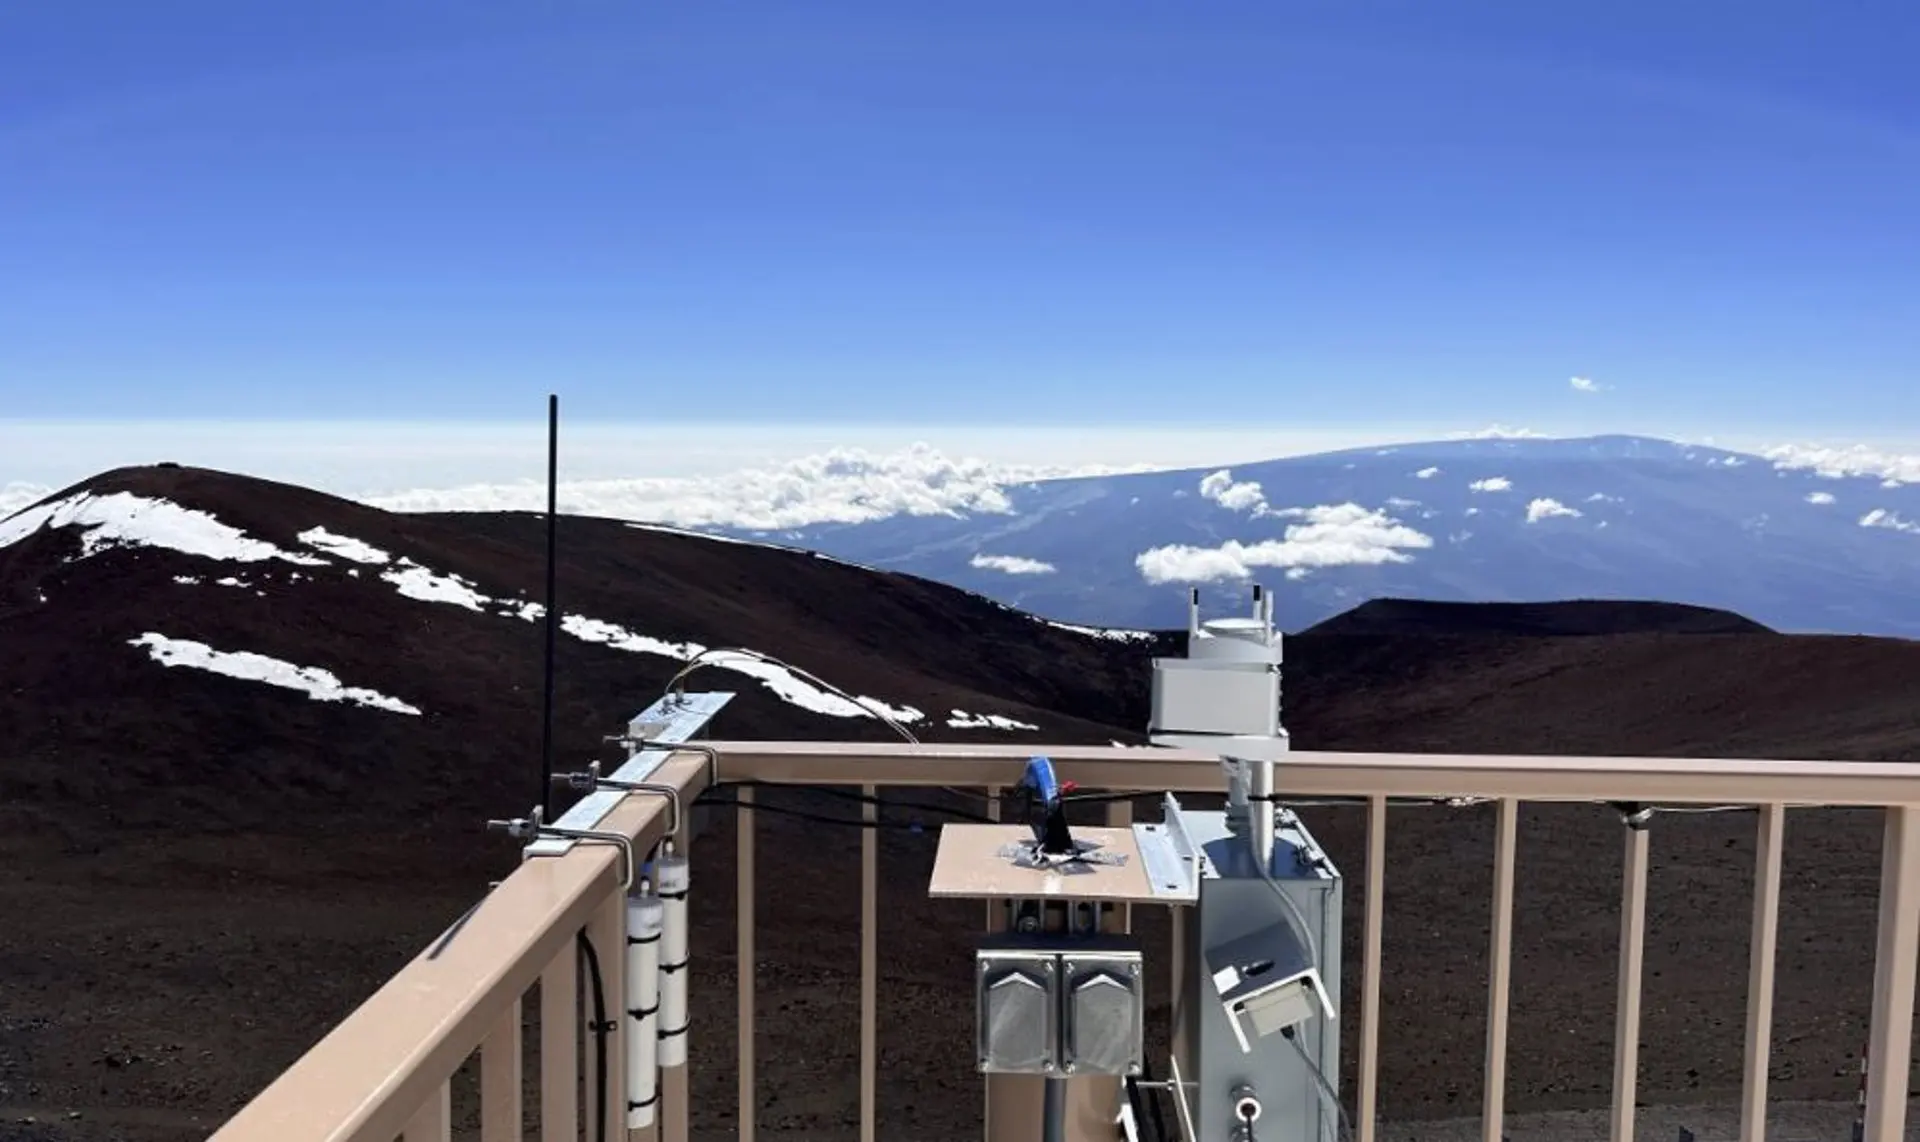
[208,741,1920,1142]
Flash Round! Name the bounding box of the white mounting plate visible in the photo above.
[523,691,734,858]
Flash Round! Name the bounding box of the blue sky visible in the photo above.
[2,0,1917,439]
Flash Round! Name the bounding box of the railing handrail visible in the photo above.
[708,741,1920,805]
[208,741,1920,1142]
[209,752,708,1142]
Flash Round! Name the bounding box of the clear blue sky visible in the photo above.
[2,0,1916,434]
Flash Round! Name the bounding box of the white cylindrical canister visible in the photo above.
[655,853,692,1067]
[625,892,666,1128]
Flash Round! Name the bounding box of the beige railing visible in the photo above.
[208,742,1920,1142]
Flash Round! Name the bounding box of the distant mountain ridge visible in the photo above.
[0,464,1163,828]
[1301,597,1772,638]
[708,433,1920,638]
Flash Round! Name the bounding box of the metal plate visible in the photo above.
[977,952,1057,1074]
[523,691,734,857]
[1132,821,1197,902]
[1062,951,1144,1076]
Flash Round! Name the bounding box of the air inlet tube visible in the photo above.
[625,890,665,1128]
[656,853,692,1068]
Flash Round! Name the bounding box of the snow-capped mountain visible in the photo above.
[715,434,1920,637]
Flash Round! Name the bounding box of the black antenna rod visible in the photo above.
[540,393,560,820]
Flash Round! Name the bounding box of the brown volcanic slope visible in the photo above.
[5,466,1920,1142]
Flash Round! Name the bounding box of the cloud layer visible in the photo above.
[1136,502,1434,584]
[364,444,1139,530]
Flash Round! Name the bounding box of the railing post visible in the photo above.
[1483,798,1518,1142]
[1739,803,1786,1142]
[738,784,757,1142]
[480,998,523,1142]
[1864,805,1920,1142]
[1108,798,1134,933]
[402,1080,451,1142]
[588,889,629,1142]
[1610,822,1652,1142]
[662,803,694,1142]
[1359,794,1387,1142]
[540,947,578,1142]
[862,784,879,1142]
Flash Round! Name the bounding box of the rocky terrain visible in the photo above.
[5,465,1919,1141]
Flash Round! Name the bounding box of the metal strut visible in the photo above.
[605,736,721,799]
[488,805,641,891]
[557,760,684,840]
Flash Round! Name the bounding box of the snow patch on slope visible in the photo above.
[947,709,1039,731]
[1042,619,1156,643]
[0,492,329,566]
[129,632,422,715]
[298,527,391,564]
[289,527,926,722]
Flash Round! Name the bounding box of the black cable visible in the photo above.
[710,781,1000,823]
[1123,1073,1161,1142]
[1138,1055,1170,1142]
[695,797,932,831]
[1060,790,1154,806]
[576,929,612,1142]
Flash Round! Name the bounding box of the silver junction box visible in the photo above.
[976,935,1144,1077]
[977,949,1056,1074]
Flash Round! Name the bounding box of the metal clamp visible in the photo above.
[488,804,640,891]
[607,735,720,793]
[556,760,683,838]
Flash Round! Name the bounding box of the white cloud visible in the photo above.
[1469,477,1513,493]
[1525,498,1583,523]
[1449,425,1544,439]
[1569,376,1603,393]
[1586,492,1620,503]
[1384,496,1420,508]
[970,554,1058,575]
[1413,467,1441,479]
[1134,503,1433,584]
[1766,444,1920,485]
[1860,509,1920,535]
[1806,491,1837,505]
[129,632,422,715]
[363,444,1101,530]
[1198,469,1268,514]
[1,481,49,518]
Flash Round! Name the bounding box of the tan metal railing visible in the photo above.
[209,742,1920,1142]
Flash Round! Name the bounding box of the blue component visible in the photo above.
[1022,755,1060,807]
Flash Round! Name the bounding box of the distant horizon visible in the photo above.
[6,417,1919,528]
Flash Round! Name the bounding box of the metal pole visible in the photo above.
[1042,1077,1067,1142]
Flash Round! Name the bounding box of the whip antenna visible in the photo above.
[540,393,560,820]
